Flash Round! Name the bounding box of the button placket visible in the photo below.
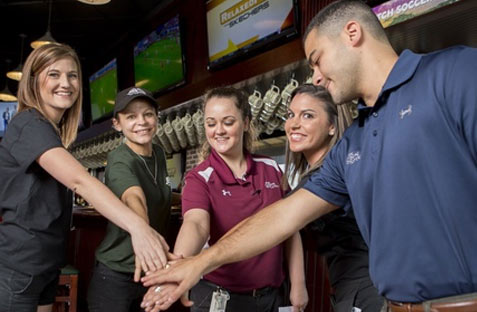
[369,105,383,157]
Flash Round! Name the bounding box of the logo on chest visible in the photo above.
[399,105,412,119]
[346,151,361,165]
[265,181,279,189]
[222,189,232,196]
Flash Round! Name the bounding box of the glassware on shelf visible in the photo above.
[248,90,263,121]
[192,109,205,144]
[259,85,281,123]
[182,113,197,147]
[172,115,188,149]
[156,123,174,154]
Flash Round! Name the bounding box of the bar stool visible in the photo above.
[53,265,79,312]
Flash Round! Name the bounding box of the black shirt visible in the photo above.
[293,172,369,288]
[0,109,71,275]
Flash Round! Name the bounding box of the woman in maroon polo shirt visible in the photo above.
[154,87,307,312]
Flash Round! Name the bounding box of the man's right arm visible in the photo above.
[141,188,337,310]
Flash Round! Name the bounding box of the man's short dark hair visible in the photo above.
[304,0,388,43]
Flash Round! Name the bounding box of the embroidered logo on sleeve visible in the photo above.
[346,151,361,165]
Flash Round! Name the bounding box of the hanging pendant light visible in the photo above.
[1,60,17,102]
[0,85,17,102]
[31,0,57,49]
[77,0,111,4]
[7,34,27,81]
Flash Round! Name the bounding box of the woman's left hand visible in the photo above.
[130,225,170,278]
[290,281,308,312]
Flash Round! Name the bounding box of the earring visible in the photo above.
[329,130,335,136]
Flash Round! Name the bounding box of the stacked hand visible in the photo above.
[141,282,185,312]
[130,227,178,281]
[141,256,206,310]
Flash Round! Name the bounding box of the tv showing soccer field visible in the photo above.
[134,15,186,94]
[206,0,299,69]
[89,58,118,122]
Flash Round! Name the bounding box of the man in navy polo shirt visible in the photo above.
[140,1,477,311]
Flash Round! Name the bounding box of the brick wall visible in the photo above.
[185,147,201,173]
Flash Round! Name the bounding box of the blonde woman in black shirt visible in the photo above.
[0,43,170,312]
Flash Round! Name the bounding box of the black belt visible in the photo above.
[236,286,276,297]
[201,279,277,298]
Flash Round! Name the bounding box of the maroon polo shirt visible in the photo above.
[182,149,285,292]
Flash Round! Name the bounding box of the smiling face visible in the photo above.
[38,56,80,123]
[204,96,249,159]
[285,92,335,165]
[304,28,360,105]
[113,99,158,154]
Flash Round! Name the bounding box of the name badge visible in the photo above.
[209,289,230,312]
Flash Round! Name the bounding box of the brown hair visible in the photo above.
[17,43,83,148]
[282,84,354,188]
[199,86,257,161]
[304,0,389,43]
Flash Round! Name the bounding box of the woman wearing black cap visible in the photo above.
[88,87,178,312]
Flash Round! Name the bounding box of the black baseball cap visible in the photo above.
[113,87,158,116]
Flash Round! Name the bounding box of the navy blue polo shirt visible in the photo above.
[304,46,477,302]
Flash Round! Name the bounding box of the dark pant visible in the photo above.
[331,277,384,312]
[0,264,59,312]
[87,262,147,312]
[190,279,284,312]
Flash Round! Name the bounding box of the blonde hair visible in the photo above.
[282,84,354,189]
[17,43,83,148]
[199,87,257,161]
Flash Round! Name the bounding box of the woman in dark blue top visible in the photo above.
[283,84,384,312]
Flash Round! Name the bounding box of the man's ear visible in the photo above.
[343,20,363,47]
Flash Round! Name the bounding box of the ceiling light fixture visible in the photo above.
[0,85,17,102]
[31,0,57,49]
[7,34,27,81]
[77,0,111,5]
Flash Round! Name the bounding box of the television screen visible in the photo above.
[134,15,186,94]
[206,0,298,69]
[89,58,118,122]
[0,101,18,138]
